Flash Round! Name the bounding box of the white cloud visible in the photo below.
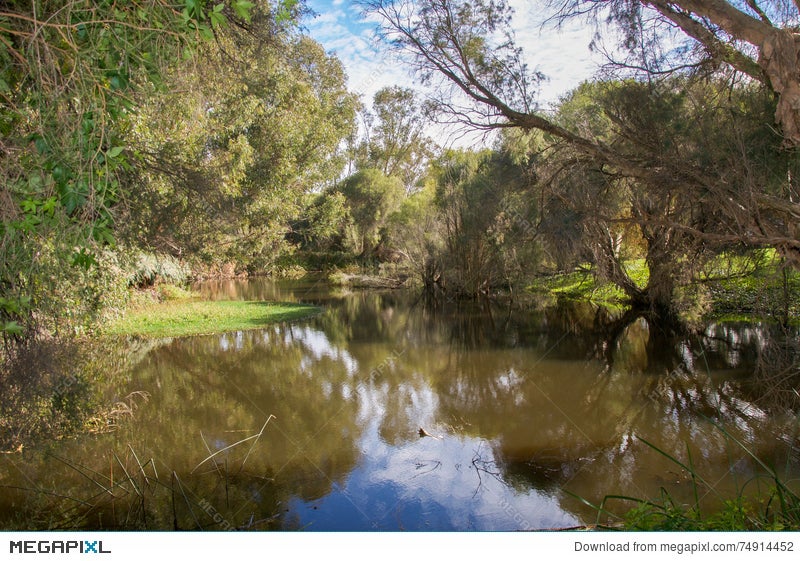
[508,0,602,107]
[306,0,409,105]
[304,0,605,146]
[311,9,345,24]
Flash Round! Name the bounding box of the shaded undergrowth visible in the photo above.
[529,252,800,324]
[0,417,283,531]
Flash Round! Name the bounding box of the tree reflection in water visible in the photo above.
[1,279,797,529]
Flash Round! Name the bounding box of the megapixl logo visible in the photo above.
[9,540,111,554]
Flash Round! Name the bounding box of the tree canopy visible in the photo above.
[4,0,800,337]
[1,0,244,338]
[0,0,351,340]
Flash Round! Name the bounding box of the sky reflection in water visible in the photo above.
[1,278,797,530]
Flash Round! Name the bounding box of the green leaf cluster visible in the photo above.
[0,0,255,341]
[123,10,357,273]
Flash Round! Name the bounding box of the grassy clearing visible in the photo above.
[527,260,649,309]
[529,253,799,323]
[704,265,800,321]
[106,300,321,338]
[527,268,620,305]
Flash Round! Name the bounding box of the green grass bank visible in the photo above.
[106,299,321,338]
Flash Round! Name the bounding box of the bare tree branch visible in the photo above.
[645,1,763,80]
[745,0,773,25]
[648,0,772,45]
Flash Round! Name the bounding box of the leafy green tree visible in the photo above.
[359,87,436,194]
[298,191,351,252]
[535,77,797,318]
[122,7,358,272]
[0,0,261,340]
[338,169,405,258]
[387,184,442,289]
[363,0,800,317]
[421,148,539,296]
[554,1,800,146]
[363,0,800,279]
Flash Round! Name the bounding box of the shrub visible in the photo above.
[130,252,191,287]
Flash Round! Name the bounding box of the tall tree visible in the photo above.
[362,86,435,194]
[552,1,800,145]
[338,168,405,257]
[123,8,358,271]
[428,148,540,296]
[531,77,794,316]
[0,0,259,339]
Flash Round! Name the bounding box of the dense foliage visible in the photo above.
[0,0,355,344]
[1,1,798,536]
[2,0,798,337]
[361,0,800,321]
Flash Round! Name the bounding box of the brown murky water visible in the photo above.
[1,278,798,530]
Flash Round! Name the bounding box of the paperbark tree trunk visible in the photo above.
[647,1,800,147]
[761,29,800,147]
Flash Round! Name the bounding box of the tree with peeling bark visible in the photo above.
[361,0,800,317]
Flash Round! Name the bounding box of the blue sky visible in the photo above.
[304,0,395,100]
[303,0,604,145]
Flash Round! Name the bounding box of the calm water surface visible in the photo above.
[2,278,798,530]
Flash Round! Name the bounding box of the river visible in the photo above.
[1,278,798,530]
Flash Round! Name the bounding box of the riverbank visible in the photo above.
[105,298,321,338]
[328,270,411,289]
[0,285,320,452]
[527,255,800,324]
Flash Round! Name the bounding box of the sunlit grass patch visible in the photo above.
[623,259,649,288]
[528,253,799,323]
[106,300,321,338]
[527,266,629,309]
[704,252,800,321]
